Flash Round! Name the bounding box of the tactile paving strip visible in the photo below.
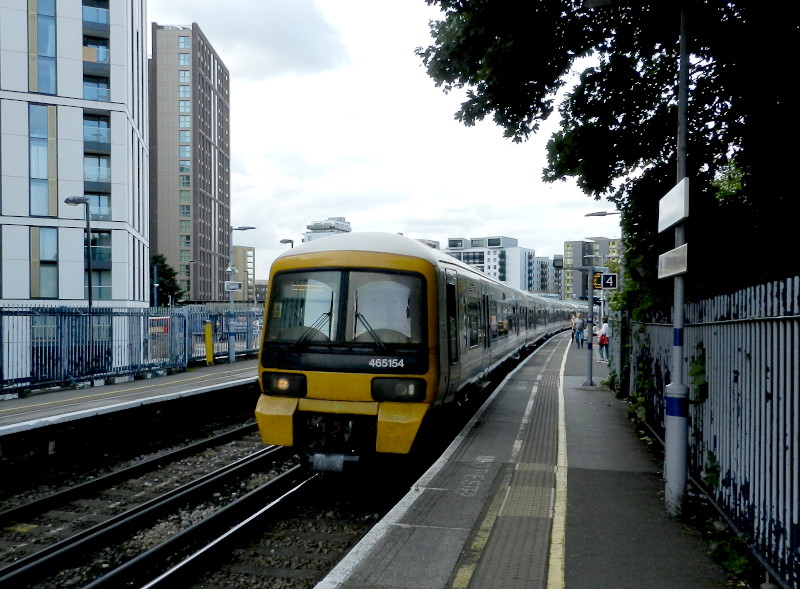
[466,339,565,589]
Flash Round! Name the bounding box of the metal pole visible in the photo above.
[228,225,236,364]
[152,264,158,307]
[85,203,94,370]
[584,266,595,386]
[665,6,689,516]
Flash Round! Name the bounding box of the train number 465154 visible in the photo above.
[368,358,404,368]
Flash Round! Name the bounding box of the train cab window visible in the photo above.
[266,271,340,342]
[345,272,424,345]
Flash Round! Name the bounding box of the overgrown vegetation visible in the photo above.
[418,1,792,320]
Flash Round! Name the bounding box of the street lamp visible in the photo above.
[228,226,256,363]
[279,238,294,248]
[65,196,94,369]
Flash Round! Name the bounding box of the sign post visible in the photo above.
[659,176,689,517]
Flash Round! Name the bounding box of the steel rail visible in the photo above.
[87,466,318,589]
[0,422,258,528]
[0,444,288,588]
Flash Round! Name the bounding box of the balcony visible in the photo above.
[82,45,109,64]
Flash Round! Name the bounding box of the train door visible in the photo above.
[443,269,460,402]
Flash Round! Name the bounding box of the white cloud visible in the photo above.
[148,0,621,280]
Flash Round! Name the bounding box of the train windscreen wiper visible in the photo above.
[290,293,334,349]
[353,289,387,350]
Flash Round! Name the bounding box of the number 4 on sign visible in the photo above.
[601,274,618,289]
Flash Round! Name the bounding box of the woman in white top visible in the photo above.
[598,317,609,362]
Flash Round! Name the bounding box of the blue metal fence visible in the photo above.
[628,276,800,588]
[0,305,263,395]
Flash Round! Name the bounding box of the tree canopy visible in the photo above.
[417,0,794,315]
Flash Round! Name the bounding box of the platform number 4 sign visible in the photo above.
[601,273,618,289]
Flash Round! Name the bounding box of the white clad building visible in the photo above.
[443,236,560,295]
[0,0,149,307]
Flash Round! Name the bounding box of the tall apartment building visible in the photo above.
[562,237,622,300]
[0,0,149,307]
[149,23,230,301]
[443,236,560,295]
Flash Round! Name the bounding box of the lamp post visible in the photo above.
[279,238,294,248]
[228,226,256,363]
[65,196,94,369]
[188,259,196,301]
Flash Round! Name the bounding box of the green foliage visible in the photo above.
[628,393,647,424]
[712,162,745,203]
[418,1,794,317]
[688,346,709,403]
[703,451,720,489]
[150,253,183,307]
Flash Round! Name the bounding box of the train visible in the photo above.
[255,232,574,470]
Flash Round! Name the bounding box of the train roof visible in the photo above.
[276,232,447,265]
[276,232,574,309]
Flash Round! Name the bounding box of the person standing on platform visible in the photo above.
[598,317,609,362]
[573,312,586,349]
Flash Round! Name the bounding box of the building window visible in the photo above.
[83,114,110,144]
[90,269,112,300]
[179,100,191,112]
[84,75,110,101]
[87,193,111,221]
[178,53,190,66]
[180,220,191,233]
[90,230,111,263]
[180,205,191,217]
[179,130,191,143]
[31,227,58,298]
[179,160,191,172]
[82,0,109,25]
[179,190,191,202]
[179,70,190,83]
[179,175,191,187]
[29,104,55,217]
[181,235,191,247]
[83,36,109,64]
[179,145,191,158]
[179,85,190,98]
[179,115,191,128]
[31,0,57,95]
[84,155,111,183]
[178,36,190,48]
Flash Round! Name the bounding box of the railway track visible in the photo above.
[0,425,300,588]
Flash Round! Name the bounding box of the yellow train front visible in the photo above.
[255,232,571,470]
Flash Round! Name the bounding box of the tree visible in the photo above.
[150,254,183,307]
[417,1,794,314]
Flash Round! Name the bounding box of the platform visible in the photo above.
[0,360,258,436]
[316,333,731,589]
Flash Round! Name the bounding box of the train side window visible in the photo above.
[446,282,458,364]
[466,300,479,348]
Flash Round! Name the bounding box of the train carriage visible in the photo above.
[255,232,572,470]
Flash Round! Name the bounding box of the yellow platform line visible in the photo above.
[547,338,570,589]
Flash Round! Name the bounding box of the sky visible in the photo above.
[147,0,621,279]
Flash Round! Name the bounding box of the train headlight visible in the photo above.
[371,378,426,402]
[263,372,307,397]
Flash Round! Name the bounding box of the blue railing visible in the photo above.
[0,305,263,394]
